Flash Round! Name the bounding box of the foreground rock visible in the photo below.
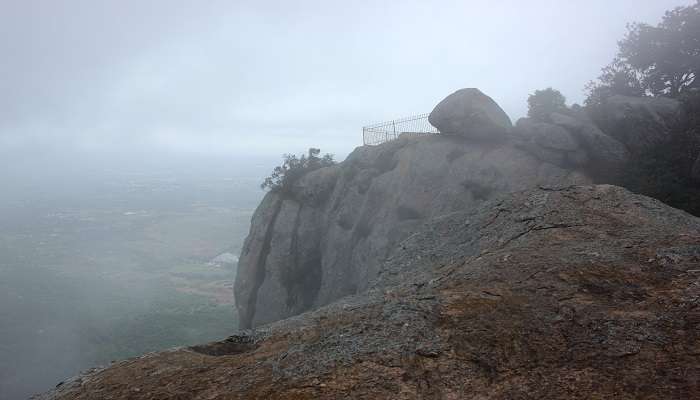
[428,88,512,140]
[235,134,588,328]
[37,185,700,399]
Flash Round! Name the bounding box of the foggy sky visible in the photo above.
[0,0,692,159]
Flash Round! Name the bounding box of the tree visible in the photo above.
[617,93,700,216]
[584,60,646,108]
[527,88,567,121]
[261,148,335,193]
[578,2,700,217]
[586,1,700,105]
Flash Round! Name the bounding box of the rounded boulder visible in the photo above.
[429,88,512,141]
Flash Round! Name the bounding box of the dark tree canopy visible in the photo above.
[261,148,335,193]
[587,1,700,105]
[582,2,700,216]
[618,93,700,216]
[527,88,567,121]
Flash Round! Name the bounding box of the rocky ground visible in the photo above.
[36,185,700,399]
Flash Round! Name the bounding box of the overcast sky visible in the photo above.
[0,0,693,160]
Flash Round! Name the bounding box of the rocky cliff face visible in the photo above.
[235,132,591,328]
[37,185,700,399]
[600,95,683,154]
[235,89,645,329]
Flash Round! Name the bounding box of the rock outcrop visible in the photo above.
[37,185,700,399]
[599,95,683,154]
[236,89,638,329]
[237,88,685,329]
[513,118,588,168]
[547,112,630,179]
[235,133,589,328]
[428,88,512,141]
[694,155,700,183]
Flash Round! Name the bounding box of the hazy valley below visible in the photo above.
[0,152,270,399]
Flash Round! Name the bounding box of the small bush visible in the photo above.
[527,88,567,122]
[261,148,335,193]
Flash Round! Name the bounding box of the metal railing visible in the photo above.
[362,113,439,146]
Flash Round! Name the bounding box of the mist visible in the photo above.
[0,1,694,398]
[2,0,688,158]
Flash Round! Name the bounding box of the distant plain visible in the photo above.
[0,154,269,399]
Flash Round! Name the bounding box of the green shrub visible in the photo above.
[581,2,700,216]
[586,2,700,107]
[527,88,567,122]
[261,148,335,193]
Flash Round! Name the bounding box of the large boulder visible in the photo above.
[601,95,683,154]
[235,134,589,328]
[39,185,700,400]
[550,112,629,180]
[693,155,700,183]
[513,118,588,168]
[428,88,512,141]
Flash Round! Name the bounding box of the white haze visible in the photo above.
[0,0,691,160]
